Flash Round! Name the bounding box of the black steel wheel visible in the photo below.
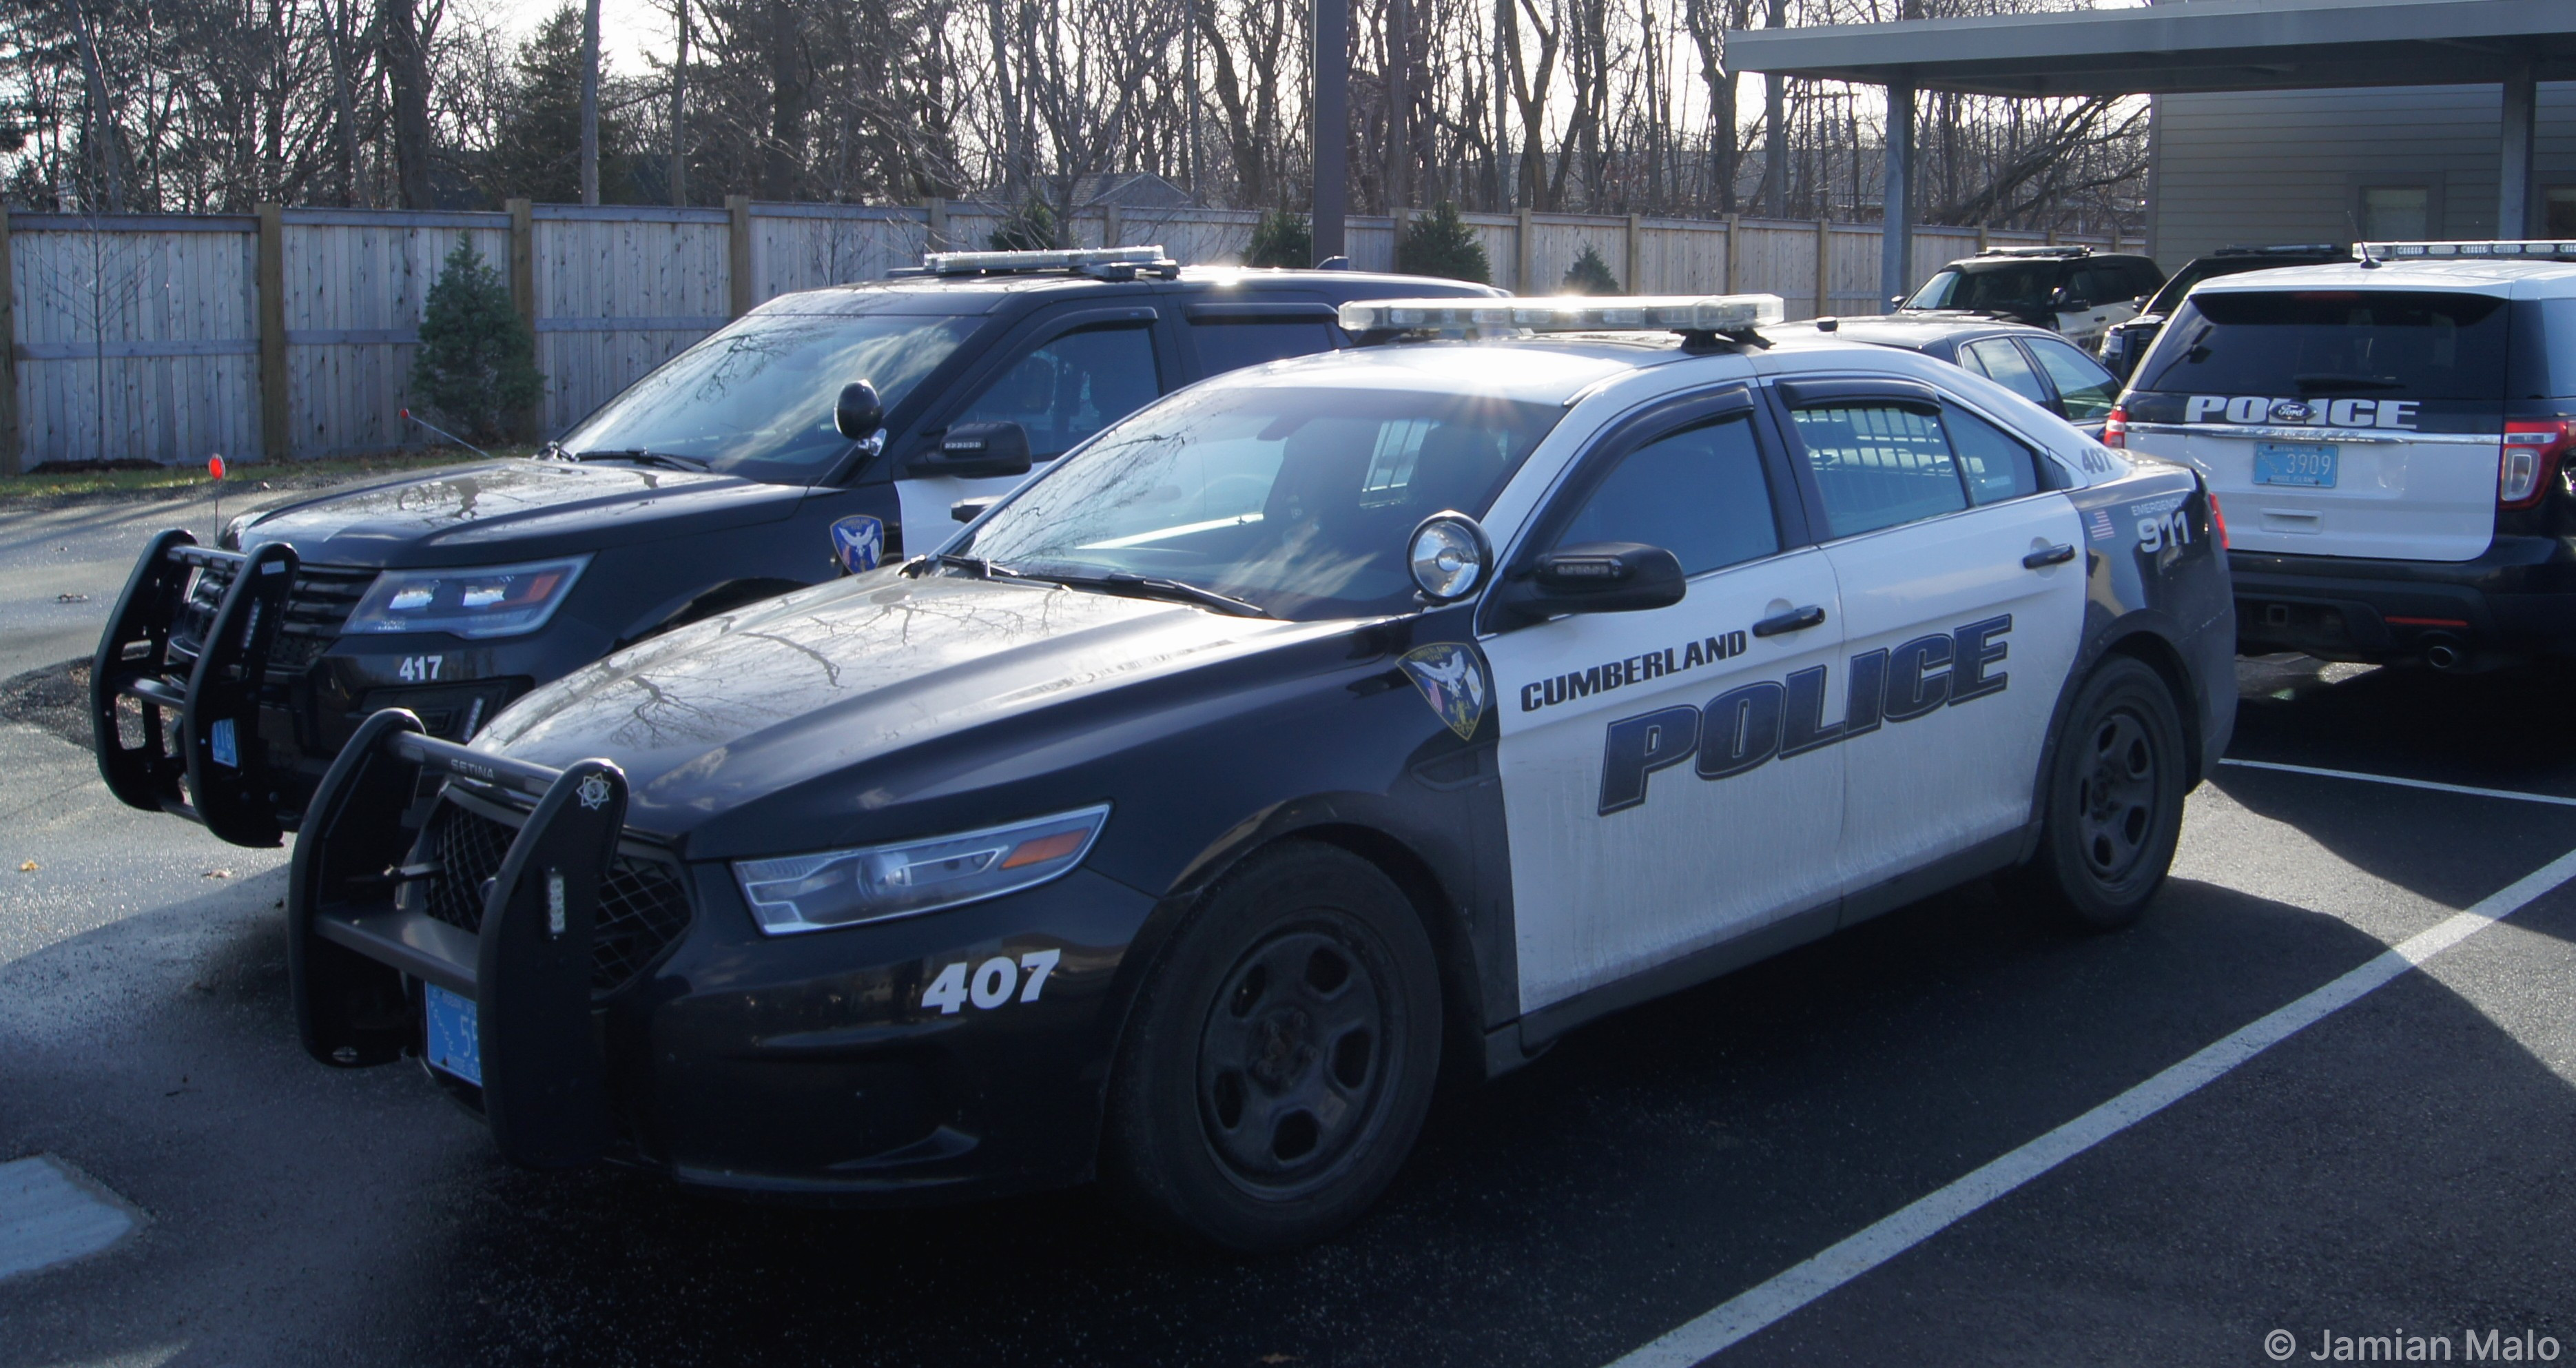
[2015,655,2188,931]
[1102,842,1441,1251]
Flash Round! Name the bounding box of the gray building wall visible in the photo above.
[2151,83,2576,268]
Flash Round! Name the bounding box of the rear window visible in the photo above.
[2132,290,2509,400]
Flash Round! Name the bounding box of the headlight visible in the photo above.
[733,804,1111,935]
[342,556,589,640]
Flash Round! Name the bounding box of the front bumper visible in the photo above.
[2228,534,2576,662]
[289,711,1155,1200]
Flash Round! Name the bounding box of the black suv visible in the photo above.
[92,249,1498,847]
[2094,244,2349,378]
[1899,245,2165,354]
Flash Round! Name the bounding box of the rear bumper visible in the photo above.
[2227,535,2576,661]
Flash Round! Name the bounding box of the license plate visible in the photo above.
[424,984,482,1086]
[2254,441,2338,488]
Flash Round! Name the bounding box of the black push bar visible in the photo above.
[288,707,632,1170]
[91,530,300,847]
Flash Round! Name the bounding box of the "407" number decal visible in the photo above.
[922,949,1062,1015]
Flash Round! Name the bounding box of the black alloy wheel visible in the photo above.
[1102,842,1441,1251]
[2015,655,2187,930]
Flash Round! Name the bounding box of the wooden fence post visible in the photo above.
[1624,213,1642,292]
[1976,224,1990,254]
[1814,219,1832,318]
[1516,209,1534,292]
[1104,203,1124,249]
[924,196,947,254]
[506,198,539,439]
[727,195,755,317]
[1722,214,1739,294]
[0,207,18,476]
[257,203,291,463]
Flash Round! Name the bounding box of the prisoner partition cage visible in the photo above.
[0,199,2139,473]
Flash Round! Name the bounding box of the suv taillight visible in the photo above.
[2207,491,2229,549]
[2500,420,2574,509]
[2101,405,2128,449]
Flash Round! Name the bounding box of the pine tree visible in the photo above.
[1561,242,1620,294]
[1245,210,1312,268]
[409,236,545,445]
[1395,203,1491,284]
[484,6,633,203]
[989,201,1060,251]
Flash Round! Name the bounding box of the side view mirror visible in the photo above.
[834,380,884,439]
[1492,542,1687,626]
[909,421,1033,480]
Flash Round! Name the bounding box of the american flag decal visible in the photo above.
[2087,508,2117,541]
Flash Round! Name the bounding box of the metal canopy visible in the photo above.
[1723,0,2576,98]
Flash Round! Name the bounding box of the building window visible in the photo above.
[2360,185,2431,240]
[2546,187,2576,238]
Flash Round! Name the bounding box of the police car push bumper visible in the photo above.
[92,530,303,847]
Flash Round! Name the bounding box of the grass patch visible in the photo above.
[0,447,537,504]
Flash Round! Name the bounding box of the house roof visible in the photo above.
[1724,0,2576,96]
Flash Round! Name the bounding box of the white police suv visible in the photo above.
[2115,239,2576,669]
[286,294,2235,1250]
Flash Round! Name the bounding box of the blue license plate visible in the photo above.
[424,984,482,1085]
[2254,441,2338,488]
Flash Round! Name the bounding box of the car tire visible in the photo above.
[1100,841,1442,1252]
[2015,655,2188,932]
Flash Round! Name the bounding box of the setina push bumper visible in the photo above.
[289,708,635,1168]
[92,531,308,848]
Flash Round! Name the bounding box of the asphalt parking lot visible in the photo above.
[5,504,2575,1366]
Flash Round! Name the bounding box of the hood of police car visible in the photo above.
[473,569,1348,846]
[232,458,803,567]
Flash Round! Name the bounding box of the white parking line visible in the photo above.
[1605,845,2576,1368]
[2218,757,2576,808]
[0,1154,143,1283]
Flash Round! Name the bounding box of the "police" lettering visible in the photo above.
[2183,395,2418,431]
[1596,615,2012,815]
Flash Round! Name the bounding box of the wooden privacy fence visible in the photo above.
[0,200,2142,473]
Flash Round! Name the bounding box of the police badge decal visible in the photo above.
[831,515,886,575]
[1399,643,1491,741]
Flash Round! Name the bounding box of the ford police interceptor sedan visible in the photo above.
[2114,240,2576,670]
[287,294,2234,1251]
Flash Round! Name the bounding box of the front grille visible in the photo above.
[172,560,377,674]
[418,800,694,994]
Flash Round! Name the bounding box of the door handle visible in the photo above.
[1752,604,1827,637]
[2022,543,2077,569]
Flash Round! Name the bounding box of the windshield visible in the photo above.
[2134,290,2509,401]
[1906,263,2057,312]
[555,312,982,483]
[956,381,1565,620]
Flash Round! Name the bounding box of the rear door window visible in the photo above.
[1787,402,1969,538]
[2022,336,2121,422]
[1192,317,1339,374]
[1960,338,2050,407]
[2133,290,2509,400]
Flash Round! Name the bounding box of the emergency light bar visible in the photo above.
[1339,294,1786,338]
[2359,240,2576,262]
[916,245,1179,278]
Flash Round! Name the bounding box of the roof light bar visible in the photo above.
[1339,294,1786,338]
[918,245,1176,277]
[2359,240,2576,262]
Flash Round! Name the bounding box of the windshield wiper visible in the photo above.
[570,449,712,471]
[1096,572,1269,617]
[2291,374,2405,394]
[938,554,1268,617]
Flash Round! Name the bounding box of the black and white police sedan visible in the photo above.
[287,294,2236,1251]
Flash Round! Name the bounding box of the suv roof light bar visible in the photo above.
[1340,293,1786,340]
[1973,244,2091,258]
[905,245,1181,280]
[2214,243,2344,256]
[2358,240,2576,262]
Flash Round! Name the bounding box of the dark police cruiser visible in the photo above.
[2114,238,2576,669]
[89,246,1495,847]
[285,292,2234,1250]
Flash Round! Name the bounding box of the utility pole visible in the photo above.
[579,0,603,204]
[1312,0,1349,262]
[1759,0,1786,218]
[1385,0,1408,214]
[670,0,690,206]
[1184,0,1199,199]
